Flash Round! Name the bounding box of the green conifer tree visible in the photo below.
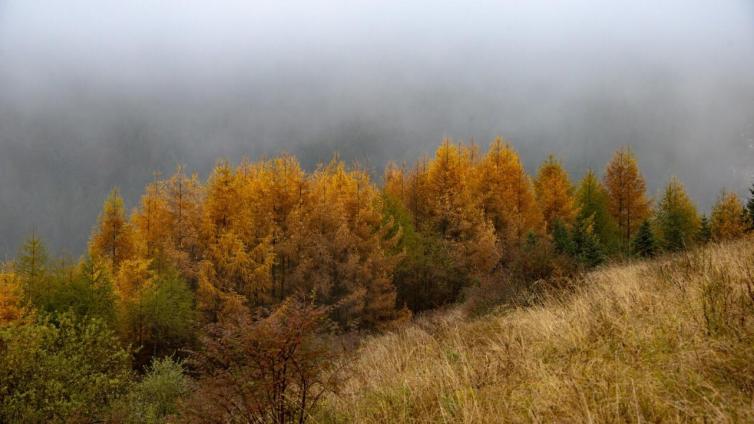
[632,220,656,257]
[571,215,605,267]
[697,214,712,244]
[551,219,573,255]
[655,177,699,251]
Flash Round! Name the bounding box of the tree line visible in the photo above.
[0,138,751,422]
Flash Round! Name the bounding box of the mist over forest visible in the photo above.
[1,0,753,257]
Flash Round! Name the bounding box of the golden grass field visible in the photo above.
[317,239,754,423]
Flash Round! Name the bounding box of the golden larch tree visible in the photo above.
[473,137,543,245]
[534,154,576,232]
[163,165,204,280]
[203,160,239,241]
[0,267,24,325]
[603,147,651,252]
[710,191,748,241]
[131,178,171,261]
[90,188,135,271]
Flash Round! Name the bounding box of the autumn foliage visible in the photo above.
[1,138,751,423]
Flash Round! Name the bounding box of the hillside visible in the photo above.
[317,239,754,423]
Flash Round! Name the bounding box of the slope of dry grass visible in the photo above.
[317,239,754,423]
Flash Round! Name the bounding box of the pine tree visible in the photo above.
[534,154,576,232]
[655,177,699,251]
[551,219,573,255]
[632,220,656,258]
[571,215,605,267]
[604,147,651,254]
[697,214,712,244]
[746,181,754,231]
[575,169,620,252]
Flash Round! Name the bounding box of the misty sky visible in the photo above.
[1,0,753,257]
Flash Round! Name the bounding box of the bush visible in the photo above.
[110,356,190,423]
[0,313,132,423]
[179,296,344,423]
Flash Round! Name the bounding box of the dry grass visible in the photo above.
[316,239,754,423]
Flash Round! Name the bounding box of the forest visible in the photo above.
[0,138,752,423]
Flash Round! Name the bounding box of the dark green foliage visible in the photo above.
[571,216,605,267]
[383,195,466,312]
[660,216,686,251]
[654,178,699,251]
[632,220,657,258]
[507,231,559,281]
[697,215,712,244]
[0,313,132,423]
[551,219,573,254]
[747,182,754,231]
[575,170,620,253]
[121,270,196,368]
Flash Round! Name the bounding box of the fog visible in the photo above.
[1,0,753,257]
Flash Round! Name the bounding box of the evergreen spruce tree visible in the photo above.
[655,177,699,252]
[697,214,712,244]
[571,215,604,267]
[632,220,656,258]
[551,219,573,255]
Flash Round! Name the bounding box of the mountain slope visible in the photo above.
[319,239,754,423]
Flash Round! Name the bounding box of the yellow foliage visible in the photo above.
[89,189,135,270]
[711,191,748,241]
[115,258,156,303]
[131,180,171,259]
[603,147,650,251]
[534,154,576,231]
[0,269,24,325]
[474,137,543,245]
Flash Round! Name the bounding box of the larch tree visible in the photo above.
[473,137,542,246]
[534,154,576,232]
[710,191,748,241]
[16,233,48,285]
[603,147,651,254]
[0,267,24,325]
[286,160,403,329]
[425,140,499,288]
[654,177,700,251]
[131,178,171,265]
[384,161,408,206]
[90,189,135,271]
[163,165,204,281]
[202,160,238,241]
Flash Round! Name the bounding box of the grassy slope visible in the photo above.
[318,239,754,423]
